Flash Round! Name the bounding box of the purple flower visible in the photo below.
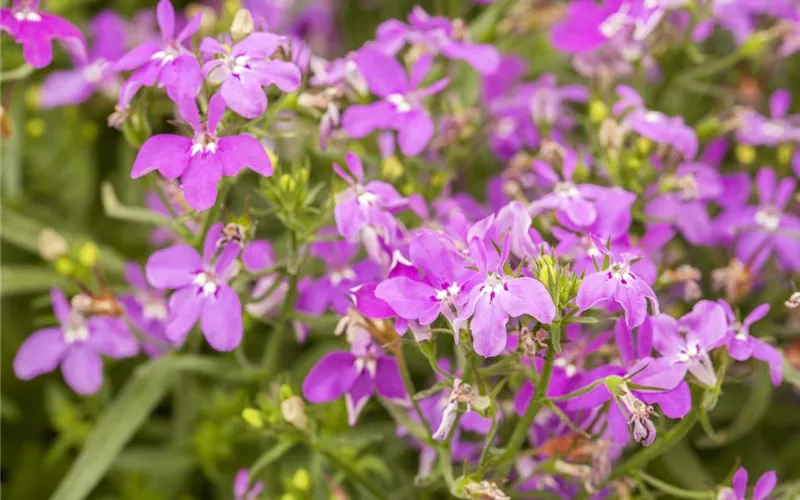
[737,89,800,146]
[0,0,86,69]
[145,223,243,351]
[131,93,273,211]
[718,301,783,386]
[114,0,203,103]
[342,48,448,156]
[375,230,478,332]
[457,235,556,357]
[233,468,263,500]
[645,163,723,245]
[375,6,500,74]
[302,329,407,425]
[719,467,777,500]
[716,168,800,272]
[38,11,125,108]
[119,262,175,357]
[200,32,301,119]
[650,300,728,387]
[13,288,138,395]
[576,235,659,329]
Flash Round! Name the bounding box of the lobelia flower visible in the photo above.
[375,230,478,333]
[114,0,203,103]
[342,48,449,156]
[718,301,783,386]
[457,235,556,357]
[119,262,176,357]
[718,467,777,500]
[375,6,500,74]
[645,162,723,245]
[13,288,138,395]
[200,32,301,119]
[736,88,800,146]
[145,223,244,351]
[39,11,125,108]
[0,0,86,69]
[650,300,728,387]
[576,235,659,329]
[233,468,264,500]
[131,93,273,211]
[716,168,800,272]
[302,328,407,425]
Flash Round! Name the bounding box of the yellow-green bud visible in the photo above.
[78,242,100,267]
[381,156,404,181]
[278,174,296,193]
[266,148,279,168]
[26,118,45,138]
[55,256,74,276]
[291,469,311,492]
[241,408,264,428]
[740,32,769,58]
[777,144,794,166]
[537,255,555,289]
[736,144,757,165]
[589,100,609,124]
[635,137,652,155]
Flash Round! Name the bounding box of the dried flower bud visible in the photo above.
[786,292,800,309]
[280,396,308,431]
[464,480,510,500]
[38,228,68,261]
[230,9,254,42]
[217,223,247,248]
[712,259,753,304]
[618,383,657,446]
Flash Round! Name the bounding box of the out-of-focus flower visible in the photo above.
[0,0,86,68]
[718,301,783,385]
[718,467,777,500]
[233,468,264,500]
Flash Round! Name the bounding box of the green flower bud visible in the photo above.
[589,100,609,124]
[241,408,264,429]
[77,242,100,267]
[735,144,757,165]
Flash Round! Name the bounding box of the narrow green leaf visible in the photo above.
[1,266,60,296]
[49,356,177,500]
[101,182,173,227]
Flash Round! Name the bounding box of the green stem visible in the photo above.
[497,341,557,477]
[318,447,390,500]
[0,63,34,83]
[637,472,714,499]
[397,346,432,439]
[549,378,606,403]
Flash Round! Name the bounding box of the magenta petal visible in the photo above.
[615,283,647,328]
[221,75,266,119]
[182,154,223,211]
[51,287,72,325]
[354,47,407,97]
[577,271,617,311]
[242,240,275,272]
[302,351,358,403]
[115,41,161,70]
[132,135,191,179]
[397,110,433,156]
[341,102,393,138]
[13,327,67,380]
[233,469,250,499]
[200,286,242,351]
[259,60,301,92]
[86,317,139,359]
[125,262,149,291]
[470,294,509,358]
[513,382,534,415]
[218,135,272,177]
[640,382,691,419]
[61,346,103,395]
[156,0,175,40]
[39,68,93,108]
[146,244,201,289]
[375,356,406,401]
[497,277,556,324]
[732,468,748,499]
[374,277,439,323]
[22,36,54,69]
[750,338,784,386]
[753,471,777,500]
[165,287,203,343]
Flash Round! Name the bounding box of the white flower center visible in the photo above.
[143,299,167,321]
[151,47,180,66]
[554,357,578,377]
[193,271,219,297]
[356,190,378,206]
[755,208,780,232]
[495,117,515,137]
[15,10,41,22]
[677,342,701,362]
[387,93,412,113]
[330,267,356,286]
[609,262,632,281]
[64,317,89,344]
[761,121,786,138]
[643,110,665,123]
[554,181,579,199]
[231,55,250,75]
[599,4,631,37]
[84,61,106,84]
[675,174,699,201]
[191,133,218,156]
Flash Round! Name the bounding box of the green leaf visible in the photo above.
[100,181,173,227]
[1,265,60,296]
[49,356,177,500]
[697,364,772,448]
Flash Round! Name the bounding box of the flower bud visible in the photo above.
[230,9,254,41]
[38,228,68,261]
[280,396,308,431]
[54,256,75,276]
[589,100,609,124]
[278,174,296,193]
[735,144,756,165]
[740,32,769,58]
[242,408,264,428]
[78,242,100,267]
[291,469,311,492]
[786,292,800,309]
[463,480,510,500]
[381,156,404,181]
[777,144,794,166]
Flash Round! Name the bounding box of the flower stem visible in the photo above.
[636,471,714,499]
[0,63,34,83]
[194,179,233,248]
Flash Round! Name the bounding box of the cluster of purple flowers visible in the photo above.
[6,0,798,498]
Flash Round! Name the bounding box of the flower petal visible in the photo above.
[13,327,67,380]
[576,271,618,311]
[146,244,201,289]
[375,356,407,402]
[218,135,272,177]
[165,287,202,343]
[131,135,191,179]
[497,277,556,324]
[200,286,243,351]
[470,294,509,358]
[61,346,104,395]
[302,351,358,403]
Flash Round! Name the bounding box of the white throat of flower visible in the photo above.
[64,314,90,344]
[14,9,41,22]
[191,132,218,156]
[330,267,356,286]
[554,356,578,377]
[193,269,219,297]
[356,188,378,206]
[755,206,780,232]
[609,261,632,282]
[675,174,699,201]
[599,3,632,37]
[676,341,702,362]
[435,282,461,302]
[387,93,412,113]
[230,55,250,76]
[554,181,580,199]
[732,322,748,341]
[151,46,181,66]
[143,296,168,321]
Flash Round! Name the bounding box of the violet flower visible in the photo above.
[375,6,500,74]
[718,467,777,500]
[645,162,723,245]
[118,262,175,357]
[13,288,138,395]
[131,93,273,211]
[0,0,86,69]
[650,300,728,387]
[114,0,203,102]
[576,235,659,329]
[737,88,800,146]
[302,329,407,425]
[457,235,556,358]
[718,301,783,386]
[200,32,301,119]
[342,48,449,156]
[145,223,243,351]
[39,11,125,108]
[233,468,264,500]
